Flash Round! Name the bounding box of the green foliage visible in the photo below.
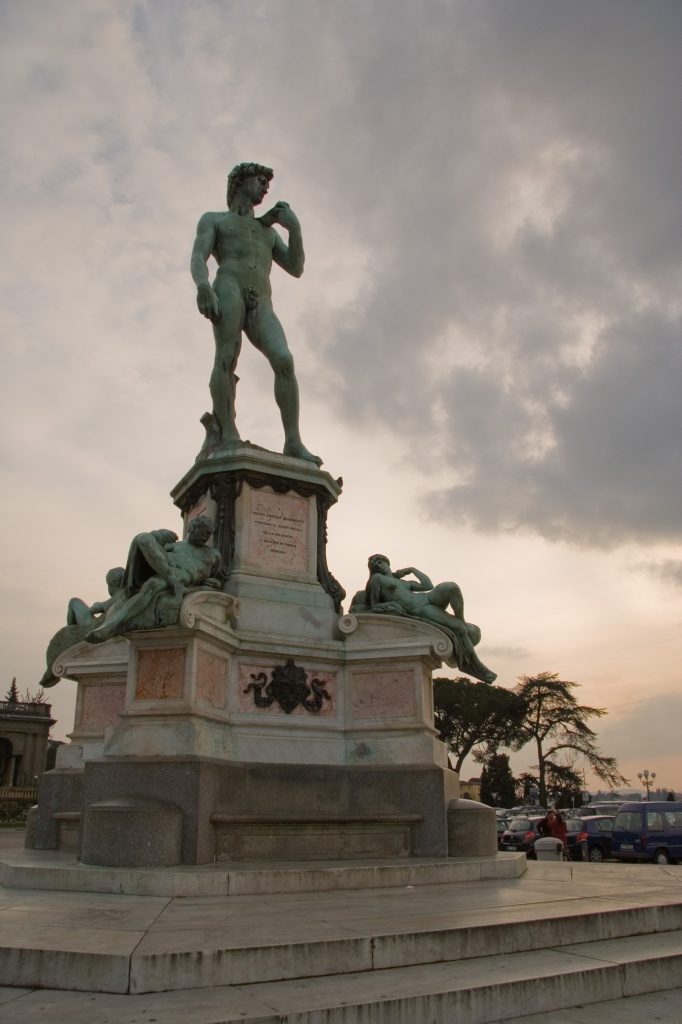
[5,678,19,703]
[543,761,585,808]
[513,671,628,807]
[0,802,32,826]
[480,753,517,807]
[433,677,526,773]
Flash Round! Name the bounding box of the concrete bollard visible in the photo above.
[535,836,564,861]
[447,798,497,857]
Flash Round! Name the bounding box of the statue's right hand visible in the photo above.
[197,284,220,322]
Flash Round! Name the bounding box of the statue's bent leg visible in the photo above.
[133,533,181,596]
[210,275,244,444]
[67,598,96,627]
[246,304,322,466]
[85,577,168,644]
[428,583,464,620]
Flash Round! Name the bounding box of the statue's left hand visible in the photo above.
[260,201,299,231]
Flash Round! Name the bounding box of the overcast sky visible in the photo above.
[1,0,680,792]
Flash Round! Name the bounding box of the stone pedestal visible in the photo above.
[32,446,462,865]
[171,446,345,642]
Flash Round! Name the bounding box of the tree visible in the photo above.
[433,677,526,773]
[5,678,19,703]
[19,686,47,704]
[543,752,585,808]
[480,753,517,807]
[517,772,539,804]
[513,672,628,807]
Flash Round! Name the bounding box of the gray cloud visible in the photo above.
[1,1,681,544]
[279,0,682,549]
[636,559,682,589]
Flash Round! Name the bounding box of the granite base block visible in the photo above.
[81,798,183,868]
[73,757,458,864]
[29,768,84,851]
[447,798,497,857]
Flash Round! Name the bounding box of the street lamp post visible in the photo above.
[637,769,656,801]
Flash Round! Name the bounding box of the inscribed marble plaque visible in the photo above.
[237,663,337,717]
[80,684,126,728]
[247,489,309,572]
[195,648,227,707]
[351,670,415,720]
[136,647,186,700]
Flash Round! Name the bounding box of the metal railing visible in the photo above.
[0,786,39,800]
[0,701,52,718]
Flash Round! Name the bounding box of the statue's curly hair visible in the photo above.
[364,554,391,605]
[226,162,274,206]
[188,514,214,538]
[105,567,125,589]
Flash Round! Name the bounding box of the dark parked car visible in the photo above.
[496,817,512,850]
[500,816,545,857]
[565,815,614,862]
[611,802,682,864]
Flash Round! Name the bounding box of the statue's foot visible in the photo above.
[84,625,113,644]
[283,440,323,466]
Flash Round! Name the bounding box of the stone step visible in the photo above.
[0,849,526,897]
[1,931,681,1024]
[1,890,680,995]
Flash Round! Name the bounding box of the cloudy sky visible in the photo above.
[1,0,680,792]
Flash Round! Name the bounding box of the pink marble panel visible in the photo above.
[195,648,227,707]
[246,489,309,572]
[351,670,415,720]
[237,663,337,717]
[136,647,186,700]
[79,684,126,728]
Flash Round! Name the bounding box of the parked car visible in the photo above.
[565,815,614,862]
[496,817,512,850]
[500,816,545,858]
[569,802,623,818]
[611,802,682,864]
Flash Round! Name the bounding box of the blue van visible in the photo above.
[611,801,682,864]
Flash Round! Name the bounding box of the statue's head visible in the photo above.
[105,567,125,594]
[367,554,391,575]
[227,162,274,207]
[188,514,214,545]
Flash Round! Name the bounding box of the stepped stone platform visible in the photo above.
[1,832,681,1023]
[0,843,525,899]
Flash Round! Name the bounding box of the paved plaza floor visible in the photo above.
[1,829,681,1022]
